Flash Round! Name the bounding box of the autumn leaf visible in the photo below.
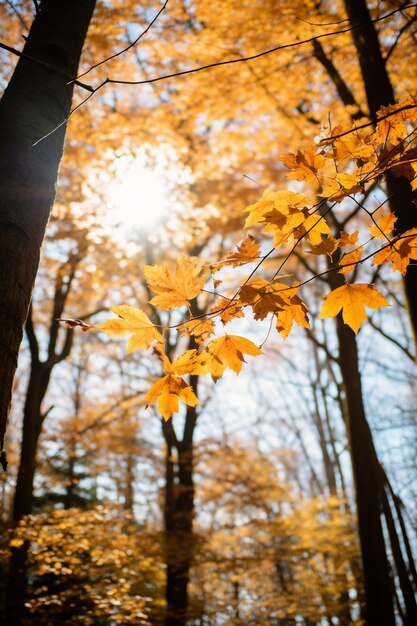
[339,231,359,247]
[144,256,208,310]
[223,235,261,267]
[276,295,310,339]
[212,296,245,324]
[205,335,263,380]
[306,236,339,257]
[98,305,163,354]
[338,246,363,276]
[146,346,208,420]
[244,189,309,228]
[56,318,94,332]
[298,214,331,246]
[179,318,216,344]
[145,375,199,420]
[369,214,397,239]
[280,146,325,186]
[372,228,417,275]
[319,284,390,334]
[239,278,293,321]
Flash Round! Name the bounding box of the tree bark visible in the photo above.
[0,0,96,457]
[163,379,198,626]
[335,319,396,626]
[343,0,417,347]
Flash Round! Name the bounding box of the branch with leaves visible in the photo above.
[63,97,417,421]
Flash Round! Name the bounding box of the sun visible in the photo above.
[105,152,170,233]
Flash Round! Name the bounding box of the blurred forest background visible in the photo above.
[0,1,416,625]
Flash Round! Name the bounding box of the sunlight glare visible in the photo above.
[106,153,170,233]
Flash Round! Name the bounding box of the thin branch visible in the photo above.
[0,40,93,91]
[75,0,169,79]
[31,3,417,145]
[367,315,416,362]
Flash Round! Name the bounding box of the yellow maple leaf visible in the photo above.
[212,297,245,325]
[144,256,208,310]
[372,228,417,275]
[179,318,216,344]
[318,283,390,334]
[244,189,309,228]
[223,235,261,267]
[338,246,363,276]
[298,214,331,245]
[98,305,163,354]
[306,236,339,257]
[280,146,325,186]
[205,335,263,380]
[369,214,397,239]
[276,296,310,339]
[145,375,199,420]
[239,278,294,320]
[154,344,208,376]
[146,346,208,420]
[339,230,359,247]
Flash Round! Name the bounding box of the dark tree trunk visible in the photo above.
[343,0,417,346]
[163,403,197,626]
[335,320,396,625]
[3,254,80,624]
[0,0,96,456]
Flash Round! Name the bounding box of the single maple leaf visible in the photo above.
[369,214,397,239]
[338,246,363,276]
[153,344,208,376]
[280,146,325,186]
[98,305,163,354]
[298,214,331,246]
[212,297,245,325]
[144,256,208,310]
[318,283,390,334]
[276,296,310,339]
[244,189,309,228]
[145,374,199,420]
[339,230,359,247]
[239,278,293,320]
[205,335,263,380]
[306,236,339,257]
[223,235,261,267]
[146,346,208,420]
[372,228,417,275]
[179,318,216,344]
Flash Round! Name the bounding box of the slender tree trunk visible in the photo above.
[335,319,395,625]
[0,0,96,457]
[343,0,417,346]
[163,409,197,626]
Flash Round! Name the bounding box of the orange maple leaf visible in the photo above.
[339,231,359,247]
[97,305,163,354]
[146,375,199,421]
[276,295,310,339]
[369,214,397,239]
[144,256,208,310]
[372,228,417,275]
[179,318,216,344]
[205,335,263,380]
[319,283,390,334]
[338,246,363,276]
[280,146,325,186]
[146,347,208,420]
[223,235,261,267]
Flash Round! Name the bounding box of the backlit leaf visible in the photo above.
[144,256,208,310]
[318,284,390,334]
[98,305,163,354]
